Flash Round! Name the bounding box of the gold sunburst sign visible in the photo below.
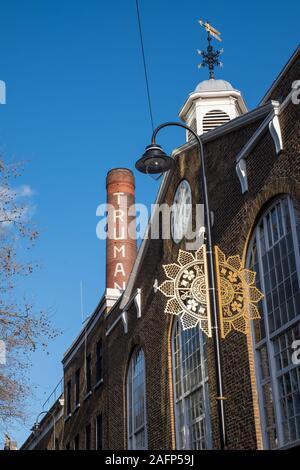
[157,245,212,337]
[214,246,263,338]
[157,246,264,339]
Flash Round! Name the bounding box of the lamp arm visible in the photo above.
[151,121,203,151]
[151,121,211,248]
[35,409,55,423]
[34,409,56,449]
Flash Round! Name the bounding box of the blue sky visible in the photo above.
[0,0,299,447]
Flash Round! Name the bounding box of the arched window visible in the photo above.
[127,348,147,449]
[172,319,212,449]
[247,196,300,448]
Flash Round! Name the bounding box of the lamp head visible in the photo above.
[135,144,174,175]
[31,423,40,434]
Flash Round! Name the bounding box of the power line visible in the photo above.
[135,0,154,132]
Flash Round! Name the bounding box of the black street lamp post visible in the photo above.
[32,410,56,450]
[135,121,227,450]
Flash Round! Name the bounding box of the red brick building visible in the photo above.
[22,45,300,451]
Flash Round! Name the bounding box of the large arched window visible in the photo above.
[127,348,147,450]
[172,319,212,449]
[247,196,300,448]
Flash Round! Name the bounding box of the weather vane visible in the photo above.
[198,20,224,79]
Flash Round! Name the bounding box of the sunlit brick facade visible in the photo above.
[22,46,300,451]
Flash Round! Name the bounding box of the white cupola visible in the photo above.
[179,78,248,141]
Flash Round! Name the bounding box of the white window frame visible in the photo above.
[127,348,148,450]
[247,196,300,449]
[171,319,212,450]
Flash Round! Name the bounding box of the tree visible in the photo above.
[0,159,59,431]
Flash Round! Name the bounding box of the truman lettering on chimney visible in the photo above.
[106,169,137,292]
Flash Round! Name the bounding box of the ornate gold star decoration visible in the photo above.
[157,246,212,337]
[214,246,264,338]
[157,246,264,339]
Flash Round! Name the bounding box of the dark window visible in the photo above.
[85,423,91,450]
[96,414,102,450]
[55,438,59,450]
[66,443,70,451]
[74,434,79,450]
[66,380,71,415]
[96,340,103,382]
[75,368,80,405]
[86,353,92,393]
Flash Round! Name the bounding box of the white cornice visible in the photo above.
[234,97,289,193]
[235,110,276,164]
[179,89,246,119]
[235,97,288,167]
[234,110,276,194]
[106,288,141,336]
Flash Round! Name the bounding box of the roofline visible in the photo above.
[120,100,276,309]
[259,44,300,105]
[62,288,122,365]
[20,394,63,449]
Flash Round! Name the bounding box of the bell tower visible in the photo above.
[179,20,247,140]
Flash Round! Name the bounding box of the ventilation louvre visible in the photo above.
[202,109,230,133]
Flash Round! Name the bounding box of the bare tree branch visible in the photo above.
[0,158,60,430]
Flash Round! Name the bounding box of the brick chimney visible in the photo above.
[106,168,136,291]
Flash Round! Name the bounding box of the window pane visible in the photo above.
[127,349,147,450]
[172,320,211,450]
